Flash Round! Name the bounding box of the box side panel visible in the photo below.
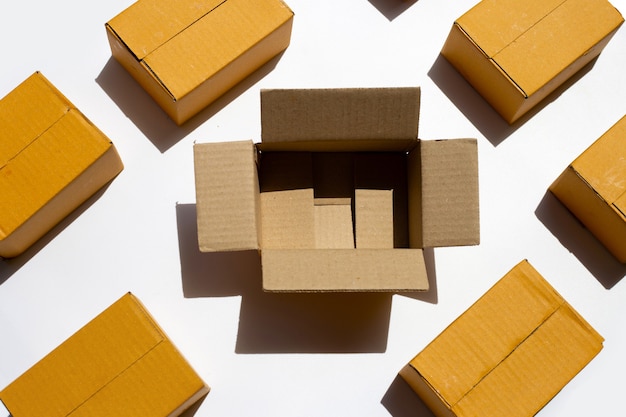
[260,87,420,143]
[0,111,123,258]
[106,0,225,60]
[441,23,525,123]
[143,0,293,100]
[399,364,457,417]
[419,139,479,248]
[453,304,603,417]
[194,141,260,252]
[261,249,428,292]
[68,341,209,417]
[409,260,563,406]
[550,166,626,262]
[457,0,566,57]
[0,294,163,417]
[0,72,70,169]
[494,0,624,98]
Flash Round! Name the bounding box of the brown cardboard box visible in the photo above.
[400,260,604,417]
[0,293,209,417]
[0,72,123,259]
[550,115,626,262]
[194,87,480,292]
[441,0,623,124]
[106,0,294,125]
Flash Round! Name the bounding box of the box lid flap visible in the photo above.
[0,72,70,170]
[141,0,293,100]
[0,293,207,417]
[106,0,224,61]
[419,139,479,248]
[260,87,420,144]
[572,115,626,203]
[459,0,623,97]
[409,260,603,412]
[194,141,260,251]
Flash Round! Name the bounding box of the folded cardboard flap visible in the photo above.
[400,260,603,417]
[0,293,209,417]
[0,72,123,258]
[106,0,294,124]
[442,0,624,123]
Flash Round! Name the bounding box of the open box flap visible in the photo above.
[260,87,420,145]
[194,141,260,251]
[418,139,479,248]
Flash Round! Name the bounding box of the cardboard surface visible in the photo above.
[194,87,479,292]
[106,0,294,125]
[441,0,624,123]
[0,72,123,258]
[550,115,626,262]
[0,293,209,417]
[400,260,604,417]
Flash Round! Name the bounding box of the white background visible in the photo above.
[1,0,626,416]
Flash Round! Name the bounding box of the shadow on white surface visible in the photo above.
[95,52,284,153]
[176,203,433,353]
[381,374,435,417]
[367,0,418,21]
[0,184,113,286]
[428,54,599,147]
[535,191,626,289]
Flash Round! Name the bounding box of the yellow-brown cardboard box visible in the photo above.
[400,260,603,417]
[106,0,294,125]
[0,72,123,259]
[194,87,480,292]
[0,293,209,417]
[550,115,626,262]
[441,0,623,124]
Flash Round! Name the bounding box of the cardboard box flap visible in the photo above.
[418,139,479,248]
[459,0,623,98]
[0,109,115,240]
[408,260,603,416]
[142,0,294,100]
[194,141,260,251]
[572,115,626,203]
[0,72,70,169]
[260,87,420,144]
[106,0,224,61]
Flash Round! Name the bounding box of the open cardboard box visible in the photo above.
[0,72,123,259]
[194,87,479,292]
[550,114,626,262]
[106,0,294,125]
[400,260,604,417]
[0,293,209,417]
[441,0,624,124]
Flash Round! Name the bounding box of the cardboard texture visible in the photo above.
[0,293,209,417]
[194,87,480,292]
[550,115,626,262]
[399,260,604,417]
[441,0,624,124]
[0,72,123,259]
[106,0,294,125]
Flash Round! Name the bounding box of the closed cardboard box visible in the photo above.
[194,87,480,292]
[441,0,623,124]
[0,293,209,417]
[400,260,603,417]
[0,72,123,259]
[106,0,294,125]
[550,115,626,262]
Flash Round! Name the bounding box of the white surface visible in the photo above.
[1,0,625,416]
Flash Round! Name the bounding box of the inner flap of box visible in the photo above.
[106,0,226,61]
[0,72,71,170]
[0,294,166,417]
[260,87,420,144]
